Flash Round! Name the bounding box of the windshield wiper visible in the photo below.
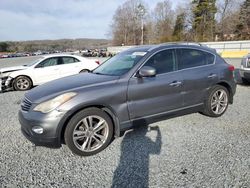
[92,72,106,75]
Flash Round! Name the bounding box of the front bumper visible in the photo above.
[0,76,13,91]
[18,109,66,147]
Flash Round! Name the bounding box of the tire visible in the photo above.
[79,69,89,73]
[64,108,114,156]
[242,77,249,84]
[13,76,32,91]
[202,85,229,117]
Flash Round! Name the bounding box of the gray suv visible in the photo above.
[240,53,250,83]
[19,43,236,156]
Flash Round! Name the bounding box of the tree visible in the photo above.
[235,0,250,40]
[0,42,9,52]
[216,0,241,40]
[110,0,146,46]
[150,0,174,43]
[172,12,186,41]
[192,0,217,41]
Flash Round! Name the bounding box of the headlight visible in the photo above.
[33,92,77,113]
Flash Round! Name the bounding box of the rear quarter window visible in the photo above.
[62,57,77,64]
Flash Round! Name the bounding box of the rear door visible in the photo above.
[176,48,218,107]
[127,49,184,120]
[58,56,81,77]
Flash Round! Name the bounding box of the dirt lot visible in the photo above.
[0,56,249,187]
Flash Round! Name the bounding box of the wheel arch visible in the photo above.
[216,81,233,104]
[79,69,90,73]
[12,74,34,87]
[58,104,121,144]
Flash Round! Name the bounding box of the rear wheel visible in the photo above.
[64,108,113,156]
[13,76,32,91]
[203,85,229,117]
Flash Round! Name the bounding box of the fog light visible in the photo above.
[32,126,44,134]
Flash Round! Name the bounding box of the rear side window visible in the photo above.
[177,49,215,70]
[144,49,176,74]
[62,57,80,64]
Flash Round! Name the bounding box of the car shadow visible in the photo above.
[111,121,162,188]
[234,68,250,86]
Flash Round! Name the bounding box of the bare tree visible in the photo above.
[216,0,242,40]
[150,0,174,43]
[110,0,146,46]
[235,0,250,40]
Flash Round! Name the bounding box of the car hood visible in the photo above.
[0,65,27,74]
[25,73,119,103]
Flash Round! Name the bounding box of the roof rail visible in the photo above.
[159,42,206,47]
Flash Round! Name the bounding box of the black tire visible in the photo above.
[242,77,249,84]
[64,108,114,156]
[13,76,32,91]
[202,85,229,117]
[79,69,89,73]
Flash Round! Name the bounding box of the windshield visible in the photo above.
[24,58,44,66]
[93,50,148,76]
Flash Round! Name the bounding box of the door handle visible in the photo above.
[208,74,217,78]
[169,81,182,87]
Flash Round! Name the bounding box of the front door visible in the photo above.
[127,49,184,120]
[33,57,60,84]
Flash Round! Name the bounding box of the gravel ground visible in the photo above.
[0,57,249,187]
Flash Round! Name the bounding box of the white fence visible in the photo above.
[107,40,250,53]
[203,40,250,52]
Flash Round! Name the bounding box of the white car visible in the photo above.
[0,54,100,91]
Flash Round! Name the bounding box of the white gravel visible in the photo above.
[0,57,249,187]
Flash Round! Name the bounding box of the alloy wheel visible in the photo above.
[211,89,228,115]
[16,78,30,90]
[72,115,109,152]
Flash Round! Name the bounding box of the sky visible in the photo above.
[0,0,184,41]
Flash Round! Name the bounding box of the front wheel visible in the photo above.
[79,69,89,73]
[64,108,113,156]
[13,76,32,91]
[203,85,229,117]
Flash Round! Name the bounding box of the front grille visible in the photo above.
[1,77,8,84]
[21,97,32,112]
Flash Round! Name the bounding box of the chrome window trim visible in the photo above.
[132,47,216,78]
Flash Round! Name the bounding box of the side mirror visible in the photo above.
[138,66,156,77]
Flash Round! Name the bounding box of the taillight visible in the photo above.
[95,60,100,65]
[228,65,235,71]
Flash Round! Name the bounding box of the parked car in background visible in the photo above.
[0,54,9,58]
[240,53,250,83]
[0,54,100,91]
[19,43,236,156]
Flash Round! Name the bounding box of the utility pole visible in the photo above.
[137,4,146,45]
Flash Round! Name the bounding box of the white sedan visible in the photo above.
[0,54,100,91]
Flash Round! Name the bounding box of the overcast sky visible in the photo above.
[0,0,184,41]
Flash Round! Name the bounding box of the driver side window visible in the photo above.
[36,57,58,68]
[144,49,176,74]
